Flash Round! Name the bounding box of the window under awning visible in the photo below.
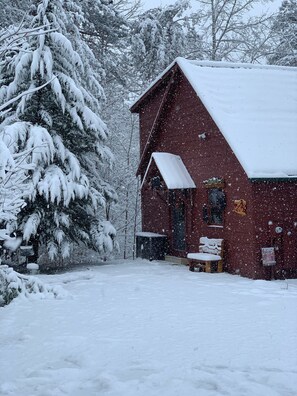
[141,152,196,190]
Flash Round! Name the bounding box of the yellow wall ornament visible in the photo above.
[233,199,247,216]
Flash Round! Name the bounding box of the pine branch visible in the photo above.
[0,77,56,114]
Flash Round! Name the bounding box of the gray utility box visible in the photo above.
[136,232,167,261]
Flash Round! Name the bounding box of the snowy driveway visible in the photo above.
[0,260,297,396]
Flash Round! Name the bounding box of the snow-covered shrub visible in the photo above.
[0,265,64,306]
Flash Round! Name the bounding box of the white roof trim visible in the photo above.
[141,152,196,190]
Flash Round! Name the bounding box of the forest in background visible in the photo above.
[0,0,296,264]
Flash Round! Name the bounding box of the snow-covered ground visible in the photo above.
[0,260,297,396]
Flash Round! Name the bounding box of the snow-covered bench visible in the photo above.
[187,237,223,273]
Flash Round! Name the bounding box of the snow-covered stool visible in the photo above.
[26,263,39,275]
[187,237,223,273]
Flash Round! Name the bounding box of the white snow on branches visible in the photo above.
[26,125,55,165]
[0,133,33,223]
[23,212,41,242]
[0,265,66,306]
[91,220,117,254]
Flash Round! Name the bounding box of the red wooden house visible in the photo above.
[131,58,297,279]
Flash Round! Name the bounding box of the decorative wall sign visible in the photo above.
[203,177,225,189]
[233,199,247,216]
[261,247,276,266]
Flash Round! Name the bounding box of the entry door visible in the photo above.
[172,202,186,251]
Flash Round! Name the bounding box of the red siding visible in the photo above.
[252,181,297,279]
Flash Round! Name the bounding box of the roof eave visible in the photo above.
[130,63,179,113]
[249,177,297,183]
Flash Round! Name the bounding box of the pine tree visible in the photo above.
[0,0,31,30]
[78,0,129,87]
[0,0,117,260]
[268,0,297,66]
[80,0,128,54]
[130,1,193,82]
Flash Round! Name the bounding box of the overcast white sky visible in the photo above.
[141,0,283,14]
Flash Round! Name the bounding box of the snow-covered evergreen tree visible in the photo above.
[0,0,31,30]
[78,0,129,88]
[268,0,297,66]
[0,0,117,260]
[0,22,36,254]
[80,0,128,54]
[130,1,194,82]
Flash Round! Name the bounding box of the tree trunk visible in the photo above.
[28,235,39,263]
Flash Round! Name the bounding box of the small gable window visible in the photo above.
[203,178,226,226]
[208,188,226,225]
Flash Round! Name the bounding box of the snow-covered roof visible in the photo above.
[134,58,297,179]
[142,152,196,190]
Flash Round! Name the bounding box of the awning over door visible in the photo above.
[141,152,196,190]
